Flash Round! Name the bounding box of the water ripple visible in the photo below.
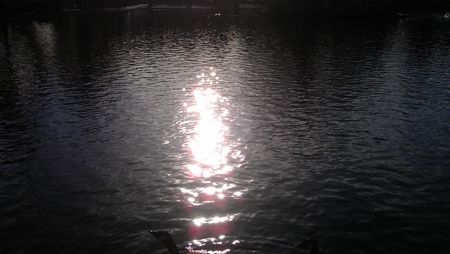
[1,11,450,254]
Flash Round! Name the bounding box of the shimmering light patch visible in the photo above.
[188,216,232,237]
[192,215,235,227]
[233,191,242,197]
[204,186,216,195]
[181,183,236,206]
[193,239,203,246]
[186,235,232,254]
[182,69,246,242]
[186,237,231,254]
[186,69,233,178]
[186,248,230,254]
[193,218,207,226]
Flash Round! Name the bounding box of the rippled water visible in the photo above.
[1,10,450,254]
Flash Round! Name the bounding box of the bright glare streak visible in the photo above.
[193,218,207,226]
[181,70,246,248]
[192,215,235,226]
[186,69,233,177]
[182,183,238,205]
[186,247,230,254]
[233,191,242,197]
[204,187,216,195]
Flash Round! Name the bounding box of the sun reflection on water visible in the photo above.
[180,68,245,249]
[186,71,231,176]
[186,235,240,254]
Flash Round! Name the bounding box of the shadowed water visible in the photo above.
[1,10,449,254]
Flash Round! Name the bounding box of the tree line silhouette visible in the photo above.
[264,0,450,16]
[1,0,449,14]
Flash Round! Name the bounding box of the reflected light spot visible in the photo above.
[186,70,235,177]
[204,187,216,195]
[181,183,238,206]
[182,70,246,244]
[192,215,235,226]
[193,218,207,226]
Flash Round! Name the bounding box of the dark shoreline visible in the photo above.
[1,3,450,22]
[0,3,263,21]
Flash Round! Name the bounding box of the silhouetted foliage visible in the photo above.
[264,0,450,16]
[0,0,143,13]
[2,0,71,13]
[1,0,449,15]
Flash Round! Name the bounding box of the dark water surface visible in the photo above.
[1,9,450,254]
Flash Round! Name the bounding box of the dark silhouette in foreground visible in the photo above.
[149,231,180,254]
[295,238,319,254]
[150,230,319,254]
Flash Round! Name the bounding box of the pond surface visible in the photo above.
[1,9,449,254]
